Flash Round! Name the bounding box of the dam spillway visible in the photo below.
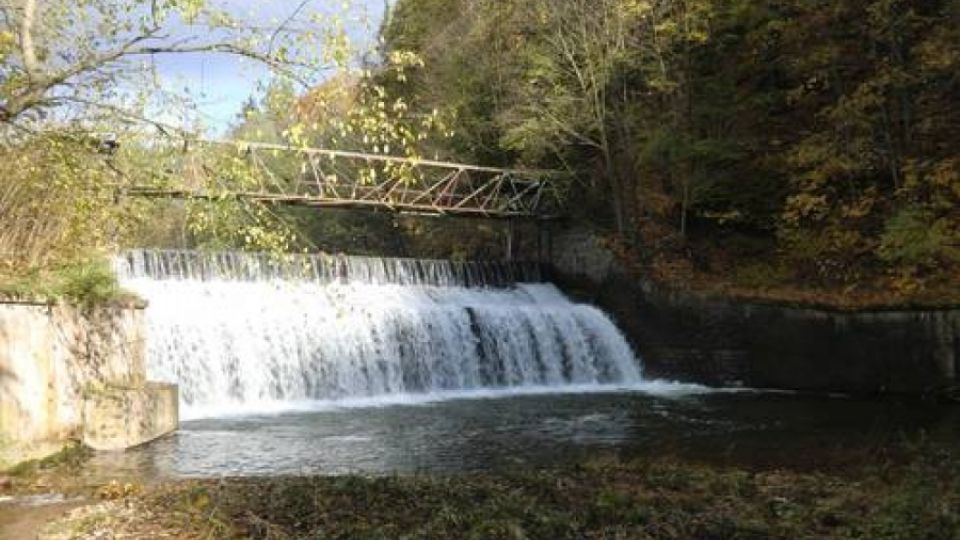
[115,250,643,418]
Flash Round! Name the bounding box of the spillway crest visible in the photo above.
[116,250,643,416]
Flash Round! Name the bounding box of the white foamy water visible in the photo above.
[116,250,646,419]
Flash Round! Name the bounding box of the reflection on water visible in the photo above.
[82,390,959,480]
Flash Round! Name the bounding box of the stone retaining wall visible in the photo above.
[550,228,959,397]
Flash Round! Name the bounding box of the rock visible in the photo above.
[0,476,12,489]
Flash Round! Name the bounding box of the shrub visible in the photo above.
[0,257,133,308]
[878,208,959,268]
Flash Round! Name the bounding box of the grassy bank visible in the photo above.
[36,451,959,539]
[0,257,138,308]
[3,442,92,480]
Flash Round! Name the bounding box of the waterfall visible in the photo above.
[116,250,643,418]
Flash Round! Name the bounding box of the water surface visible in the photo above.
[82,388,960,480]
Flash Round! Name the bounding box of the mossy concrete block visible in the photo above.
[0,440,67,472]
[0,302,146,446]
[82,382,178,452]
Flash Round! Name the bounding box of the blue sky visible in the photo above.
[152,0,389,133]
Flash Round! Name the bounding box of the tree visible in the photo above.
[0,0,351,129]
[379,0,959,297]
[777,0,960,285]
[494,0,645,234]
[0,0,359,274]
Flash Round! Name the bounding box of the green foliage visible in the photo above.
[0,0,365,270]
[1,0,956,299]
[298,51,455,175]
[5,441,91,477]
[0,0,353,128]
[0,257,133,307]
[380,0,960,297]
[196,50,467,257]
[0,133,147,271]
[53,258,124,307]
[859,448,960,538]
[879,208,960,267]
[774,0,960,285]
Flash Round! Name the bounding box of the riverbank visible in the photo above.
[23,446,958,539]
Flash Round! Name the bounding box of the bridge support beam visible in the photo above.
[505,219,516,262]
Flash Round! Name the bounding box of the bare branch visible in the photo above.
[0,1,338,125]
[124,42,325,86]
[269,0,311,55]
[48,96,193,139]
[1,33,331,124]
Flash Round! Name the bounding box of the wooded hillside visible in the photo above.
[379,0,960,303]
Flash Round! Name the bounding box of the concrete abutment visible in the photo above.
[0,301,177,470]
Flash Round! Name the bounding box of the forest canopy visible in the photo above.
[1,0,958,305]
[376,0,960,300]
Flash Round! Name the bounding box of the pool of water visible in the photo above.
[80,386,960,480]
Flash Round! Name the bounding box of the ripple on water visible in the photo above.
[71,389,960,480]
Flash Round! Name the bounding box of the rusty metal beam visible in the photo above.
[122,138,565,220]
[124,188,562,220]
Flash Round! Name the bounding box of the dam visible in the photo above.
[6,249,953,478]
[114,250,644,419]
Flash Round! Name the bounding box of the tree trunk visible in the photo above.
[603,149,626,235]
[20,0,40,78]
[680,179,689,236]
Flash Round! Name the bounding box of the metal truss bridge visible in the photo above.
[125,139,565,221]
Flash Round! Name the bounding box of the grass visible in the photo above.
[0,257,138,308]
[37,450,960,539]
[3,442,92,479]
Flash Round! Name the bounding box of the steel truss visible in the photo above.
[127,139,564,220]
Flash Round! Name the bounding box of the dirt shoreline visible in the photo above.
[0,497,87,540]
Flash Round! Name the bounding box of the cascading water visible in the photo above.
[115,250,644,418]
